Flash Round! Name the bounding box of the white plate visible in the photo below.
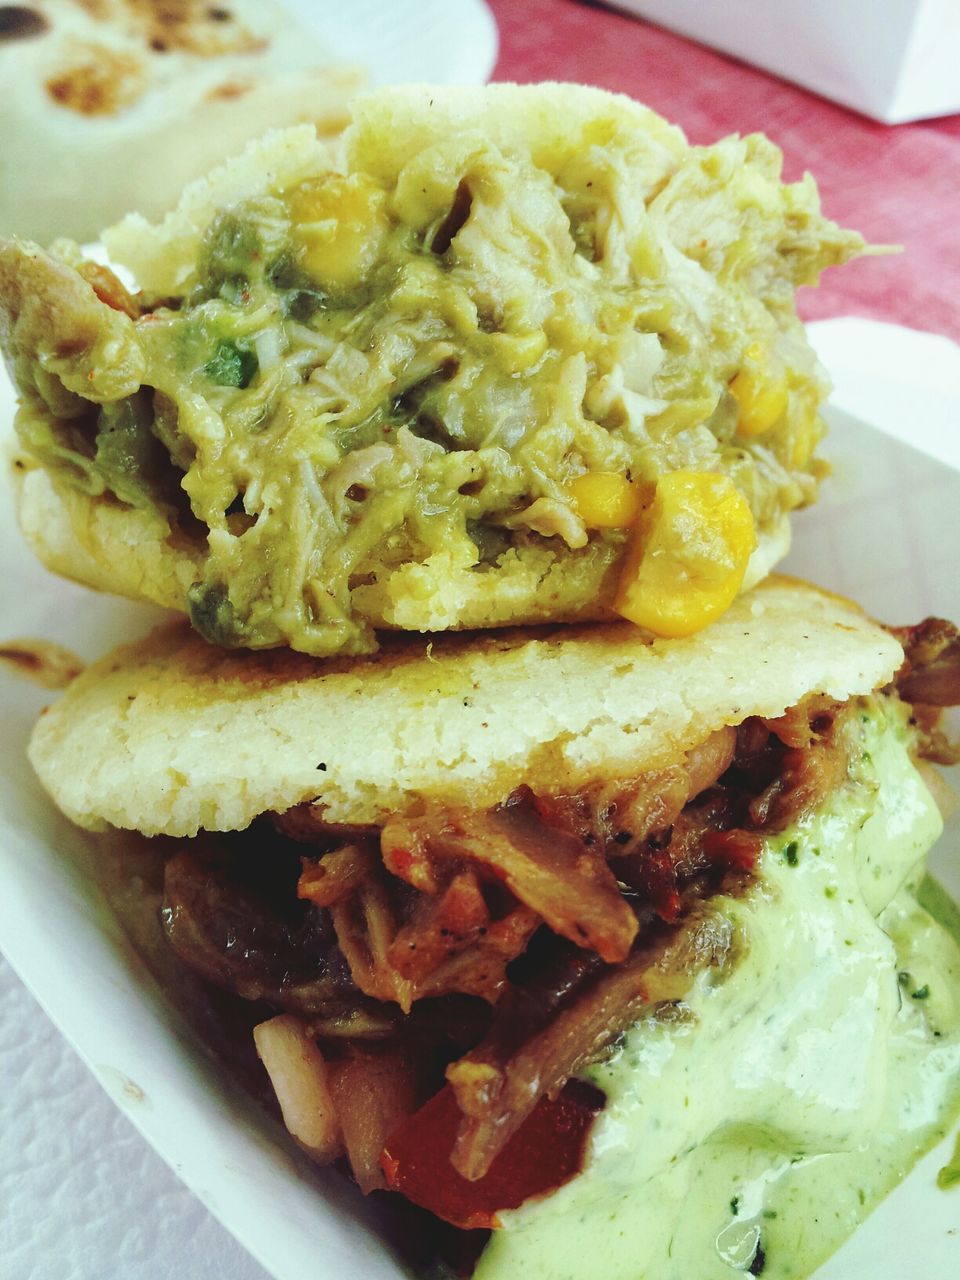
[299,0,499,87]
[1,319,959,1280]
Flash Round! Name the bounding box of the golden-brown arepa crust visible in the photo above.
[29,577,903,838]
[12,455,201,608]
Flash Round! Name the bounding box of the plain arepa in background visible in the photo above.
[0,0,363,245]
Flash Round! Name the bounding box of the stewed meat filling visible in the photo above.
[161,690,858,1219]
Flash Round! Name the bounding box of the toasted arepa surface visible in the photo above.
[12,453,202,606]
[29,578,903,837]
[2,83,863,657]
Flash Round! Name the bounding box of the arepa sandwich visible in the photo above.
[1,83,867,657]
[28,577,960,1280]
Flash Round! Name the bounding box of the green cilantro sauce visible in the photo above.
[475,703,960,1280]
[938,1131,960,1192]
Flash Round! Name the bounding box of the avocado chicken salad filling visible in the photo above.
[0,84,867,656]
[133,623,960,1280]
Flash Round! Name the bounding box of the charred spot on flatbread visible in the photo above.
[45,39,147,115]
[0,6,49,40]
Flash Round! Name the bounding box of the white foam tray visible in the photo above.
[1,319,958,1278]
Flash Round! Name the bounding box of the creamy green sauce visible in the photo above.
[475,703,960,1280]
[938,1131,960,1191]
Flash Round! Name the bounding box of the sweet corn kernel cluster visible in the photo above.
[568,474,641,529]
[290,173,389,293]
[730,342,789,438]
[614,471,757,638]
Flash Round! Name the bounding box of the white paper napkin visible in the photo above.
[0,957,271,1280]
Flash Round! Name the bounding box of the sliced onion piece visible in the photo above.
[254,1014,342,1164]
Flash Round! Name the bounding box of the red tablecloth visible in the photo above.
[488,0,960,344]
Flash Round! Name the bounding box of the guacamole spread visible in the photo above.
[0,85,866,654]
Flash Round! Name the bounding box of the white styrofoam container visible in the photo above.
[0,319,959,1279]
[610,0,960,123]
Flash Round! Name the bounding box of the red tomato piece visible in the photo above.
[380,1081,602,1230]
[702,828,763,871]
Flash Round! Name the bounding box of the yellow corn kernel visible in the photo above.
[614,470,757,638]
[730,341,789,438]
[568,472,641,529]
[289,173,388,292]
[489,328,548,374]
[788,396,823,470]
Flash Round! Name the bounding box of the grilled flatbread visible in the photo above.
[29,577,902,835]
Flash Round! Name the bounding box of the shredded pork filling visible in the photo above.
[160,691,863,1196]
[155,620,960,1209]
